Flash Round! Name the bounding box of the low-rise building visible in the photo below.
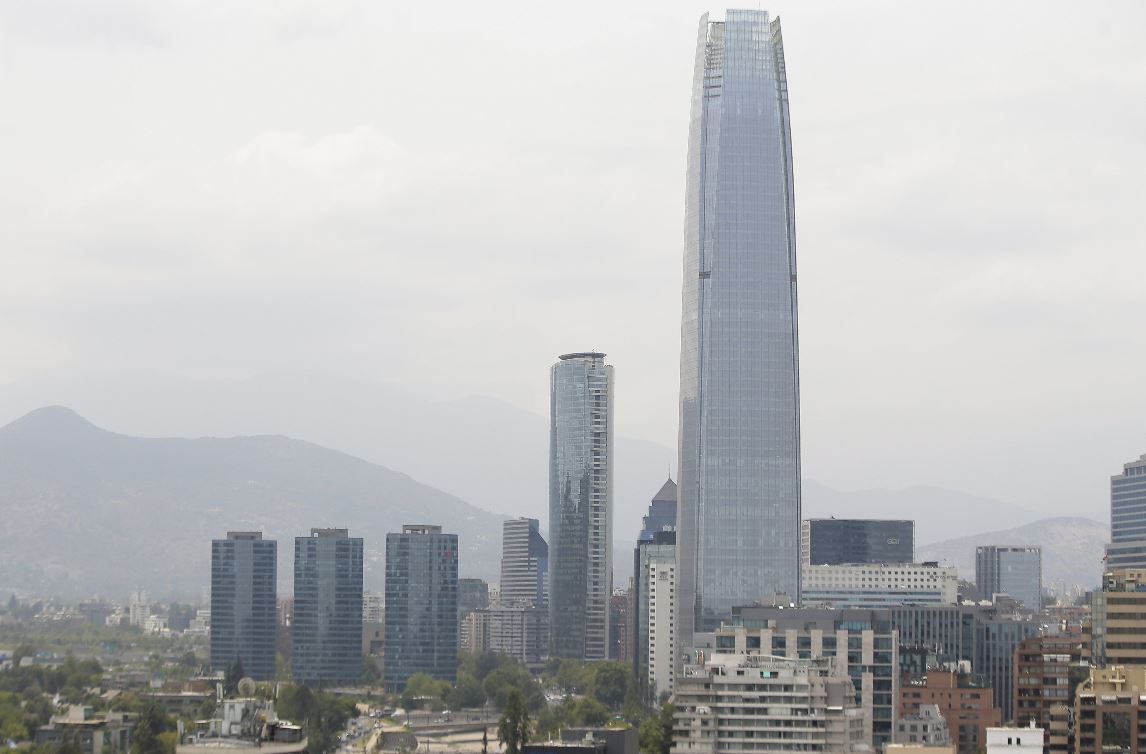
[1075,665,1146,754]
[985,724,1044,754]
[900,671,1001,754]
[895,705,951,746]
[36,706,133,754]
[802,563,958,608]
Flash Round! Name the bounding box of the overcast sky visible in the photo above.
[1,0,1143,517]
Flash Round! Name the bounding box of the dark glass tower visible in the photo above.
[210,531,277,680]
[549,352,613,660]
[1106,453,1146,568]
[292,528,364,685]
[975,545,1042,611]
[804,519,914,566]
[677,9,801,649]
[383,524,459,690]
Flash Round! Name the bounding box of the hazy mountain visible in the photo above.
[916,516,1107,590]
[0,406,506,600]
[802,480,1045,546]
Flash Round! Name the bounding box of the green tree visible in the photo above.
[638,703,673,754]
[446,671,485,710]
[401,673,450,710]
[497,690,530,754]
[588,663,630,710]
[481,728,488,754]
[132,706,174,754]
[224,658,245,695]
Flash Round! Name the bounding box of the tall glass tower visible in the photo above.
[210,531,277,680]
[549,352,613,660]
[676,9,801,650]
[1106,453,1146,569]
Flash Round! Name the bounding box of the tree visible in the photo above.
[497,690,530,754]
[446,671,486,710]
[588,663,630,710]
[401,673,450,711]
[481,728,488,754]
[224,659,246,696]
[132,706,173,754]
[638,703,673,754]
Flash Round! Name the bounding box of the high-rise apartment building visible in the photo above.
[673,654,865,754]
[647,560,676,701]
[549,352,613,660]
[676,9,802,651]
[803,519,915,566]
[976,547,1043,612]
[210,531,277,680]
[292,528,364,685]
[1084,568,1146,668]
[1106,454,1146,569]
[500,518,548,608]
[633,479,677,700]
[1012,632,1086,731]
[384,524,459,690]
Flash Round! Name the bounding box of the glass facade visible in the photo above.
[292,528,364,685]
[500,518,548,608]
[1107,454,1146,568]
[677,9,802,646]
[975,545,1042,611]
[210,531,277,680]
[805,519,914,565]
[549,352,613,660]
[383,525,459,690]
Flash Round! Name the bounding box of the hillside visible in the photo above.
[917,516,1107,590]
[0,406,506,600]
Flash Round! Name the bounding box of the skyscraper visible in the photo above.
[549,352,613,660]
[802,519,914,566]
[210,531,277,680]
[676,9,802,649]
[1106,453,1146,568]
[384,524,459,690]
[633,479,677,700]
[292,528,364,685]
[500,518,548,607]
[974,545,1042,611]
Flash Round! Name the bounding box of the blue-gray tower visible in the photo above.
[676,9,801,652]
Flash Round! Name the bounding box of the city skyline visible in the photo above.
[0,2,1141,522]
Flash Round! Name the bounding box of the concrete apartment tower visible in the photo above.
[383,524,459,690]
[549,352,613,660]
[676,9,802,656]
[210,531,277,680]
[292,528,363,684]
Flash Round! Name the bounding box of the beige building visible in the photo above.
[1083,569,1146,667]
[1075,665,1146,754]
[672,653,868,754]
[647,560,675,700]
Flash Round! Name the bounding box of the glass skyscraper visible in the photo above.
[210,531,277,680]
[549,352,613,660]
[676,9,802,648]
[1106,453,1146,568]
[292,528,364,685]
[500,517,548,608]
[974,545,1042,611]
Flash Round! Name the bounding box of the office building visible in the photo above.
[1075,666,1146,754]
[500,518,548,607]
[901,671,1002,754]
[672,654,865,754]
[210,531,277,680]
[1084,568,1146,667]
[1105,453,1146,569]
[549,352,613,660]
[384,525,459,690]
[292,528,364,685]
[801,562,958,608]
[803,519,914,566]
[976,546,1043,612]
[676,9,802,653]
[488,605,548,665]
[727,605,899,748]
[1012,632,1086,731]
[633,479,677,700]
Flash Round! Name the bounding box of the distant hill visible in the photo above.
[0,406,506,600]
[916,516,1107,590]
[802,480,1045,545]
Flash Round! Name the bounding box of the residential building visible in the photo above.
[210,532,277,680]
[609,589,632,662]
[647,560,675,702]
[895,705,951,746]
[672,654,865,754]
[363,592,384,624]
[1074,665,1146,754]
[461,609,489,655]
[675,9,802,653]
[976,547,1043,612]
[549,352,613,660]
[1012,632,1086,731]
[803,519,915,566]
[488,605,548,665]
[985,725,1044,754]
[292,528,364,685]
[633,479,677,701]
[1105,453,1146,569]
[900,671,1002,754]
[1084,568,1146,668]
[886,746,955,754]
[801,562,958,608]
[36,707,132,754]
[501,519,548,608]
[458,578,489,618]
[128,590,150,628]
[383,524,458,690]
[727,605,899,748]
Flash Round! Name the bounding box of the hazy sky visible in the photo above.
[1,1,1143,517]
